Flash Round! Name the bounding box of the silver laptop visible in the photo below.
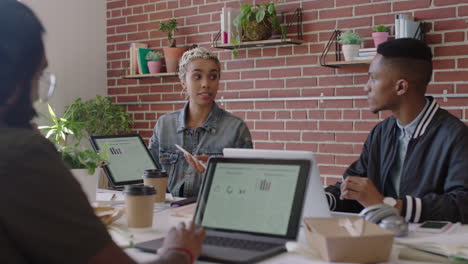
[223,148,333,219]
[135,157,311,263]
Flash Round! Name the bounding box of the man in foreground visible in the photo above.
[0,1,204,263]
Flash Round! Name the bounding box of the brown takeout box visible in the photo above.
[303,217,394,263]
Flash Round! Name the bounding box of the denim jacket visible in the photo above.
[149,102,253,197]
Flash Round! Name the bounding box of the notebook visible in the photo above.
[135,157,311,263]
[137,48,153,74]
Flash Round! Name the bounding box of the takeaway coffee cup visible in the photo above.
[124,185,156,228]
[143,169,168,203]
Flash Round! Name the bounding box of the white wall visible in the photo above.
[22,0,107,118]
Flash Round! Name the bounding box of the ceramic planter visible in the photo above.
[163,47,186,73]
[71,168,100,204]
[372,32,389,48]
[147,60,162,74]
[342,44,360,61]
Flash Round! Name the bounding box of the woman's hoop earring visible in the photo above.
[179,84,189,100]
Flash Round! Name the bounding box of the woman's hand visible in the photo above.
[184,154,208,174]
[158,221,206,262]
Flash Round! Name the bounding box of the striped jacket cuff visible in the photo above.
[402,195,422,223]
[325,191,336,211]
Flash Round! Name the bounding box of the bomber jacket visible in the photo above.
[325,97,468,223]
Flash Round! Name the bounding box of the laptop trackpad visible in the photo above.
[200,244,286,263]
[134,237,286,263]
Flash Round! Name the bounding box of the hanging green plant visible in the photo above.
[234,1,280,42]
[230,1,282,57]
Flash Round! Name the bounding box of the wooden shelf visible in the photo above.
[320,30,376,68]
[122,72,178,79]
[323,59,372,67]
[213,38,305,50]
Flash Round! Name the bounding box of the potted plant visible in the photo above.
[39,105,109,203]
[234,1,280,42]
[64,95,134,189]
[159,19,185,73]
[145,51,163,74]
[372,25,390,48]
[40,96,134,197]
[64,95,133,137]
[338,31,362,61]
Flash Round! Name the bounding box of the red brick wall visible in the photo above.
[106,0,468,185]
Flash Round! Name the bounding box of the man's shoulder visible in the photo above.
[436,108,466,126]
[432,108,468,138]
[0,127,53,153]
[0,128,59,180]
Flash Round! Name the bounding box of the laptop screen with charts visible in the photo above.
[89,134,158,187]
[223,148,332,219]
[194,157,310,263]
[134,157,310,263]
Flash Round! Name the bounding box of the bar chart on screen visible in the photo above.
[109,147,123,155]
[257,179,272,191]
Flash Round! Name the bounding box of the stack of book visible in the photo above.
[128,42,157,75]
[354,48,376,61]
[395,14,422,39]
[129,42,148,75]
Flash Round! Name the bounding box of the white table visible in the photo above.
[101,200,468,264]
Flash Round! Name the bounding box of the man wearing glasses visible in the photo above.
[36,71,56,102]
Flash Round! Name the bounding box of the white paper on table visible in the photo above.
[262,252,357,264]
[396,231,468,259]
[96,192,115,201]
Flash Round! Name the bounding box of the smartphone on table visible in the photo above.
[415,221,453,233]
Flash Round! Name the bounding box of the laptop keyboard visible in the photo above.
[204,236,281,252]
